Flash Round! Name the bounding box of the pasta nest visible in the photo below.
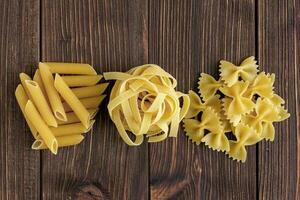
[104,64,190,146]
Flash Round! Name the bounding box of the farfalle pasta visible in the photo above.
[184,56,290,162]
[104,64,190,146]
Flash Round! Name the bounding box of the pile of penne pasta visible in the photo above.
[15,62,108,154]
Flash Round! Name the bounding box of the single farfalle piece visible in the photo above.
[222,97,241,126]
[266,94,290,122]
[198,73,223,101]
[183,107,223,144]
[219,56,258,87]
[245,72,275,98]
[227,124,261,162]
[201,128,230,152]
[242,98,279,139]
[220,81,255,117]
[185,90,221,119]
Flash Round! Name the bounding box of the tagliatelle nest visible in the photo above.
[104,64,190,146]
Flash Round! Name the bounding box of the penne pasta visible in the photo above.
[15,84,38,138]
[25,80,57,127]
[54,74,91,128]
[24,100,58,154]
[39,62,67,121]
[60,75,102,87]
[62,95,106,112]
[57,108,99,125]
[33,69,47,98]
[19,73,33,100]
[32,134,84,149]
[71,83,109,98]
[50,120,95,136]
[45,62,97,75]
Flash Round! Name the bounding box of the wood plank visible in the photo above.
[258,0,300,199]
[149,0,257,199]
[0,0,40,199]
[41,0,148,199]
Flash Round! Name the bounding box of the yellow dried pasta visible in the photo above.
[15,62,107,154]
[227,124,261,162]
[104,64,190,146]
[184,56,290,162]
[219,56,258,86]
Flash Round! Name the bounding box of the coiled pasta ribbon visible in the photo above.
[104,64,190,146]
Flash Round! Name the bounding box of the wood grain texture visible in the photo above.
[0,0,40,199]
[258,0,300,199]
[41,0,148,199]
[149,0,257,199]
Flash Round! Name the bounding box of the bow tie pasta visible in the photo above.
[184,56,290,162]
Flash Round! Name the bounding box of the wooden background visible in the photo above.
[0,0,299,199]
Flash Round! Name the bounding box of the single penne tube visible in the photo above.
[24,100,58,154]
[19,73,33,100]
[50,120,95,136]
[57,108,99,125]
[25,80,57,127]
[71,83,109,98]
[33,69,47,98]
[61,75,102,87]
[39,62,67,121]
[45,62,97,75]
[32,134,84,149]
[15,84,38,138]
[62,95,106,112]
[54,74,90,128]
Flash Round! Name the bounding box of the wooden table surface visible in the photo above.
[0,0,299,199]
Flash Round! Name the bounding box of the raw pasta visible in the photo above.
[39,62,67,121]
[24,101,58,154]
[219,56,258,87]
[62,95,106,112]
[32,134,84,149]
[198,73,222,101]
[57,108,98,125]
[184,56,290,162]
[45,62,97,75]
[61,75,102,87]
[104,64,190,145]
[15,62,107,154]
[71,83,109,98]
[25,80,57,127]
[50,120,95,136]
[33,69,47,98]
[15,84,38,138]
[54,74,91,128]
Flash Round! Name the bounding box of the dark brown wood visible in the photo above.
[41,0,148,199]
[0,0,40,199]
[1,0,300,199]
[149,0,257,199]
[258,0,300,199]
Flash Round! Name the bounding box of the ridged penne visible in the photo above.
[19,73,33,100]
[45,62,97,75]
[54,74,91,128]
[71,83,109,98]
[62,95,106,112]
[39,62,67,121]
[61,75,102,87]
[32,134,84,149]
[15,84,38,138]
[24,101,58,154]
[50,120,95,136]
[25,80,57,127]
[33,69,47,98]
[57,108,99,125]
